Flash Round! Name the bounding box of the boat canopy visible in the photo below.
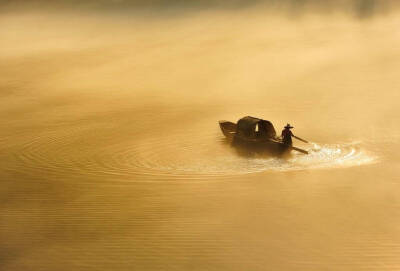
[236,116,276,139]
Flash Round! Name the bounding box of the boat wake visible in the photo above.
[129,133,378,178]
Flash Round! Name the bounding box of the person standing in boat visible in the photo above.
[281,124,294,147]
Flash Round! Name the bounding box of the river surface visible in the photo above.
[1,8,400,270]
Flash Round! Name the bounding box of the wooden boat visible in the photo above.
[219,116,308,154]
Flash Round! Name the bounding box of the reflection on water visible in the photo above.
[1,7,400,271]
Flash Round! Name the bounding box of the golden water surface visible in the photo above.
[1,5,400,270]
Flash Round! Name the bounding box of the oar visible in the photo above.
[290,146,309,154]
[293,135,309,144]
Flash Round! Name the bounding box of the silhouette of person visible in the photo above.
[281,124,294,147]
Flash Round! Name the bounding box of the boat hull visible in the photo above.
[219,120,237,140]
[232,135,289,155]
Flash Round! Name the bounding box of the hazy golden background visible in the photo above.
[1,1,400,270]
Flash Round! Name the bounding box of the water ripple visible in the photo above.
[11,124,378,181]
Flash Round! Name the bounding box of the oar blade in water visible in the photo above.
[291,146,309,154]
